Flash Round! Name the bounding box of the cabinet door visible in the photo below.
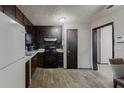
[4,5,16,20]
[16,7,24,25]
[57,53,63,67]
[25,61,30,88]
[24,17,33,33]
[24,16,32,26]
[0,5,3,12]
[31,55,38,77]
[38,53,44,67]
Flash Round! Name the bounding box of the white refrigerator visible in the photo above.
[0,12,25,88]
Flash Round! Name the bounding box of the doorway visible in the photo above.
[67,29,78,69]
[92,22,114,70]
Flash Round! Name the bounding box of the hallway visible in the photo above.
[31,64,113,88]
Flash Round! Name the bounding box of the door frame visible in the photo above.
[66,29,78,69]
[92,22,114,70]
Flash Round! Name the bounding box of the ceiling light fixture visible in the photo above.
[58,17,66,23]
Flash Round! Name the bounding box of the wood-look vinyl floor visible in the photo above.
[30,64,113,88]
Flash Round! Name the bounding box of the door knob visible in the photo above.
[67,50,70,53]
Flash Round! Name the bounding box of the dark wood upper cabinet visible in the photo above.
[33,26,62,48]
[15,7,24,25]
[4,5,16,20]
[1,5,34,42]
[0,5,3,12]
[24,16,29,26]
[24,16,33,32]
[1,5,32,27]
[24,16,32,26]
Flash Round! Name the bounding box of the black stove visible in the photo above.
[43,47,58,68]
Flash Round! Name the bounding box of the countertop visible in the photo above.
[25,48,63,62]
[56,49,63,53]
[25,50,38,62]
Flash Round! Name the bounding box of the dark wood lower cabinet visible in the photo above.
[37,53,44,67]
[31,54,38,78]
[37,52,63,68]
[25,52,63,87]
[57,52,63,67]
[25,54,39,88]
[25,61,30,88]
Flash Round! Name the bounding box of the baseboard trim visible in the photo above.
[78,68,92,70]
[98,63,109,65]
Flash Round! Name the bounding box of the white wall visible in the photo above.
[91,7,124,61]
[63,22,92,68]
[100,25,112,63]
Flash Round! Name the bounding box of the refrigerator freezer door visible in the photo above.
[0,12,25,69]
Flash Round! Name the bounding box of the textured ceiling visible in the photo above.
[17,5,121,25]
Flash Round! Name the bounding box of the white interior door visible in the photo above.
[100,25,112,64]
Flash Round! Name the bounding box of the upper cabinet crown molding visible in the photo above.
[0,5,3,12]
[0,5,34,42]
[15,7,24,25]
[3,5,16,20]
[0,5,33,27]
[24,16,31,26]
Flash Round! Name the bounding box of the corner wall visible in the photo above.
[91,7,124,61]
